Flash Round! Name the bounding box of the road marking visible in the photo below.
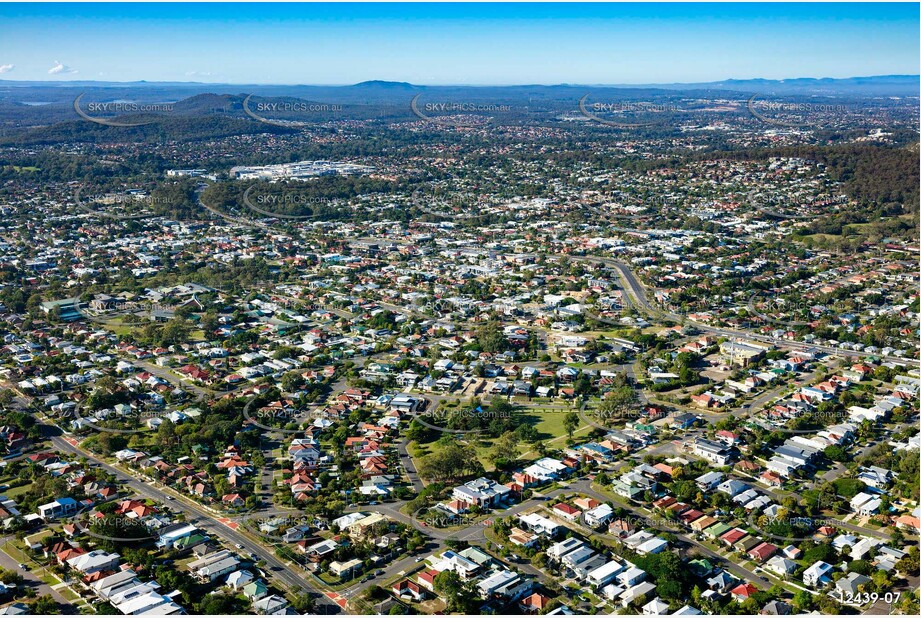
[324,591,348,608]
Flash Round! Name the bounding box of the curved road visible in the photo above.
[566,254,919,368]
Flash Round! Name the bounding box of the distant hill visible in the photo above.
[0,74,915,144]
[652,75,920,96]
[1,74,917,102]
[353,80,417,90]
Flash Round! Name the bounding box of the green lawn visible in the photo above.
[56,588,81,602]
[2,541,63,588]
[3,483,31,498]
[410,402,590,471]
[528,406,575,441]
[409,437,494,470]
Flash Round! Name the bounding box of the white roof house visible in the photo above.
[587,560,625,588]
[803,561,834,588]
[67,550,121,574]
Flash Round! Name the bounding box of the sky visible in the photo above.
[0,2,918,85]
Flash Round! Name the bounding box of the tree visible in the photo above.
[156,418,176,443]
[889,527,904,546]
[595,386,639,425]
[406,418,433,444]
[563,411,579,441]
[291,594,316,614]
[418,442,483,482]
[824,444,848,462]
[792,589,814,611]
[490,431,520,467]
[31,596,59,615]
[433,570,468,612]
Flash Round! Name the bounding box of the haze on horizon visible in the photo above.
[0,2,918,86]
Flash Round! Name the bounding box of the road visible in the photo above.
[563,254,919,368]
[19,232,911,613]
[42,427,341,614]
[565,479,773,589]
[0,536,76,612]
[397,438,424,492]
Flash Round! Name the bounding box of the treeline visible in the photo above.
[201,176,406,219]
[711,143,919,228]
[0,115,293,147]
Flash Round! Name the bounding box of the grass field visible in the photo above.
[528,406,574,441]
[410,402,594,469]
[2,483,31,499]
[2,541,62,588]
[408,436,493,470]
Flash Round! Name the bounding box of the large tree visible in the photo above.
[418,442,483,482]
[489,431,520,467]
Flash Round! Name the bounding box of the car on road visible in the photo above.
[165,496,174,500]
[414,556,425,563]
[375,570,384,576]
[17,563,28,571]
[235,543,244,549]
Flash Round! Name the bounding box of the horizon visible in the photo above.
[0,2,918,85]
[1,74,919,88]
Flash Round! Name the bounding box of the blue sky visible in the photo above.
[0,3,917,85]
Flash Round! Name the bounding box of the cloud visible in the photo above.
[0,64,13,74]
[49,61,77,75]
